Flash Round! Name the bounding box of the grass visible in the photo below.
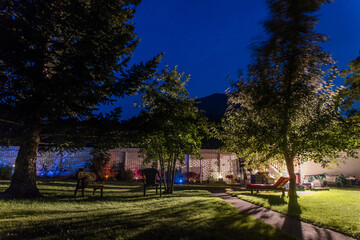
[229,187,360,239]
[0,180,295,240]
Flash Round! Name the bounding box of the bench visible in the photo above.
[246,176,289,197]
[74,171,104,198]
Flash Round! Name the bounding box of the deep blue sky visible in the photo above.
[107,0,360,120]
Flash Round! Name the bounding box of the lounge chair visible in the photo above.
[142,168,162,197]
[246,176,289,197]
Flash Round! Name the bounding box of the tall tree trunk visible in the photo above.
[158,155,167,191]
[284,153,301,214]
[160,165,166,191]
[170,157,177,194]
[165,158,172,193]
[5,127,42,199]
[284,153,297,198]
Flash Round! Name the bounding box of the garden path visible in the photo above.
[211,189,355,240]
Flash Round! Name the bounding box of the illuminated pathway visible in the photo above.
[211,190,355,240]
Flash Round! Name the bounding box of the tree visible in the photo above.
[221,0,353,208]
[342,54,360,113]
[341,54,360,145]
[137,66,208,194]
[0,0,161,198]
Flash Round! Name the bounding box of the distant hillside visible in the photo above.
[195,93,228,123]
[196,93,228,149]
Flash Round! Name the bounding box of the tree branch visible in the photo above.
[0,119,24,127]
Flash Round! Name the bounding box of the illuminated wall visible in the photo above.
[0,147,239,180]
[301,151,360,177]
[0,146,92,177]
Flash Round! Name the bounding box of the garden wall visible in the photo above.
[0,147,240,181]
[0,146,92,177]
[188,150,239,182]
[2,146,358,180]
[301,151,360,177]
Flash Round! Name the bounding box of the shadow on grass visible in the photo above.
[232,191,302,217]
[280,196,303,239]
[0,196,294,240]
[0,184,216,205]
[39,181,143,191]
[229,191,305,239]
[236,192,287,206]
[287,197,302,217]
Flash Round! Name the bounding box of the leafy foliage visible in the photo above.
[342,55,360,115]
[341,54,360,147]
[136,65,209,193]
[221,0,353,200]
[112,162,135,181]
[86,149,110,178]
[0,0,161,198]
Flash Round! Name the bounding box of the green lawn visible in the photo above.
[0,180,294,240]
[229,187,360,239]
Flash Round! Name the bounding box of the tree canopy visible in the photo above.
[221,0,354,207]
[0,0,161,198]
[342,55,360,114]
[341,54,360,146]
[136,66,208,193]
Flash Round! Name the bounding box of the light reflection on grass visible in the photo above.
[229,187,360,239]
[0,180,294,239]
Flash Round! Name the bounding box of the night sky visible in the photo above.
[106,0,360,120]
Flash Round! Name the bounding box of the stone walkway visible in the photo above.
[211,191,355,240]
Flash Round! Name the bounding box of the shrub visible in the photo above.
[133,169,142,179]
[86,150,110,177]
[124,169,135,181]
[0,164,12,180]
[207,175,216,183]
[186,172,199,183]
[112,162,134,181]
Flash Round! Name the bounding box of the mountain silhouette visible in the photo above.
[195,93,228,123]
[195,93,228,149]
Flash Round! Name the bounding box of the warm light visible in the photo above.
[219,173,223,179]
[105,175,109,179]
[12,164,15,167]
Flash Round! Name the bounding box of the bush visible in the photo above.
[123,169,135,181]
[207,175,216,183]
[86,150,110,177]
[0,164,12,180]
[112,162,134,181]
[186,172,199,183]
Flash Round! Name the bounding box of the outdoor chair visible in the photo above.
[142,168,162,197]
[311,179,330,190]
[246,176,289,197]
[74,170,104,198]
